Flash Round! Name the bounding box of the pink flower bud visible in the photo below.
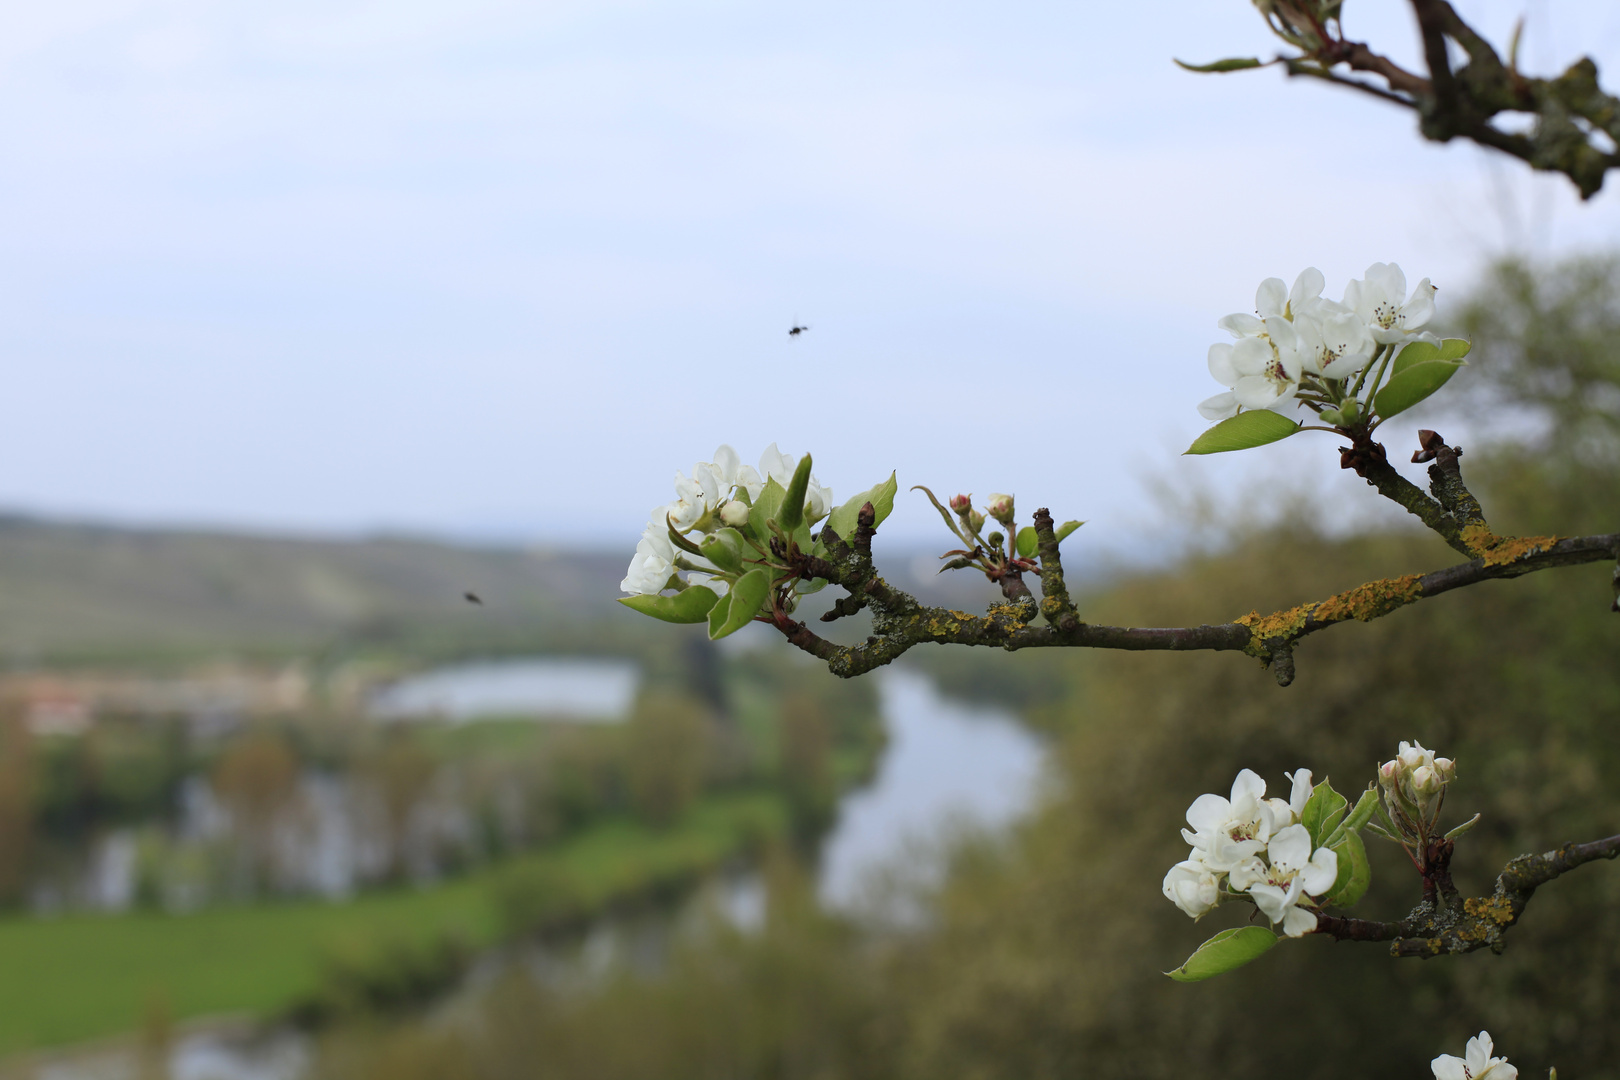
[949,494,972,514]
[986,493,1015,526]
[1411,764,1441,796]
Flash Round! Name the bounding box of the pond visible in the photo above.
[367,657,640,723]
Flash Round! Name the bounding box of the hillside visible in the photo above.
[0,515,634,663]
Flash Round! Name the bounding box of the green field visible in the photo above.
[0,792,786,1055]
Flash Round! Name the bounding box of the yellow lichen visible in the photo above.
[1236,576,1423,657]
[1463,896,1516,926]
[1313,575,1424,623]
[1460,525,1560,567]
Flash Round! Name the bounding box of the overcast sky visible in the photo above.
[4,0,1620,551]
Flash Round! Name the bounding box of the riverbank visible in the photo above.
[0,790,786,1056]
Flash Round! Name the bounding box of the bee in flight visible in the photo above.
[788,324,809,337]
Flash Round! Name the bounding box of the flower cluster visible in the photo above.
[1199,262,1438,423]
[1432,1031,1517,1080]
[1372,739,1460,849]
[1163,768,1338,937]
[620,444,831,597]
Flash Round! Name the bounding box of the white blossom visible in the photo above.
[1432,1031,1518,1080]
[1245,823,1338,938]
[1294,305,1375,379]
[684,573,730,599]
[615,540,673,599]
[754,443,834,525]
[1205,315,1305,415]
[1344,262,1438,345]
[1162,858,1221,919]
[1181,768,1279,873]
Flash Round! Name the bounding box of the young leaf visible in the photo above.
[1174,56,1264,72]
[748,477,788,547]
[825,472,899,543]
[907,484,967,546]
[1393,337,1471,374]
[1016,526,1039,559]
[1165,926,1278,982]
[1300,780,1348,848]
[1443,812,1483,841]
[1184,411,1301,455]
[1374,360,1463,419]
[618,586,720,624]
[1323,787,1380,849]
[708,568,770,640]
[777,453,814,534]
[1325,831,1371,908]
[1054,520,1084,544]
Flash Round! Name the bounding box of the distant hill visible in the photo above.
[0,515,635,664]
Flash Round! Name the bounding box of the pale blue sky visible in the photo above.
[3,1,1619,548]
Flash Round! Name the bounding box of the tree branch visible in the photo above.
[1244,0,1620,197]
[775,492,1618,685]
[1313,832,1620,958]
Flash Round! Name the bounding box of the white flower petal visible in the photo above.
[1431,1054,1470,1080]
[1219,312,1265,338]
[1290,267,1325,311]
[1233,376,1281,409]
[1280,906,1318,937]
[1267,824,1312,871]
[1255,278,1287,318]
[1186,793,1233,833]
[1300,847,1339,896]
[1208,342,1240,386]
[1230,768,1267,805]
[1197,392,1239,421]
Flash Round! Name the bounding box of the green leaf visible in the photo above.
[618,586,720,624]
[1323,787,1380,849]
[1374,360,1463,419]
[748,478,787,547]
[1392,337,1471,374]
[825,472,899,544]
[1015,526,1038,559]
[1184,410,1301,455]
[777,453,813,534]
[1300,780,1348,849]
[1174,56,1264,73]
[708,568,770,640]
[1325,831,1371,908]
[1443,812,1482,841]
[1054,520,1083,544]
[1165,926,1278,982]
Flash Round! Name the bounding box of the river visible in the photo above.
[32,661,1044,1080]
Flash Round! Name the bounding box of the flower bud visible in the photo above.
[1435,756,1455,779]
[719,500,750,528]
[698,528,747,575]
[968,510,987,535]
[1378,759,1400,789]
[949,493,972,515]
[986,530,1005,550]
[986,493,1015,527]
[1411,764,1442,798]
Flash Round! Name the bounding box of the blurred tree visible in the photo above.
[624,694,711,827]
[360,732,437,882]
[0,711,35,905]
[211,729,301,895]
